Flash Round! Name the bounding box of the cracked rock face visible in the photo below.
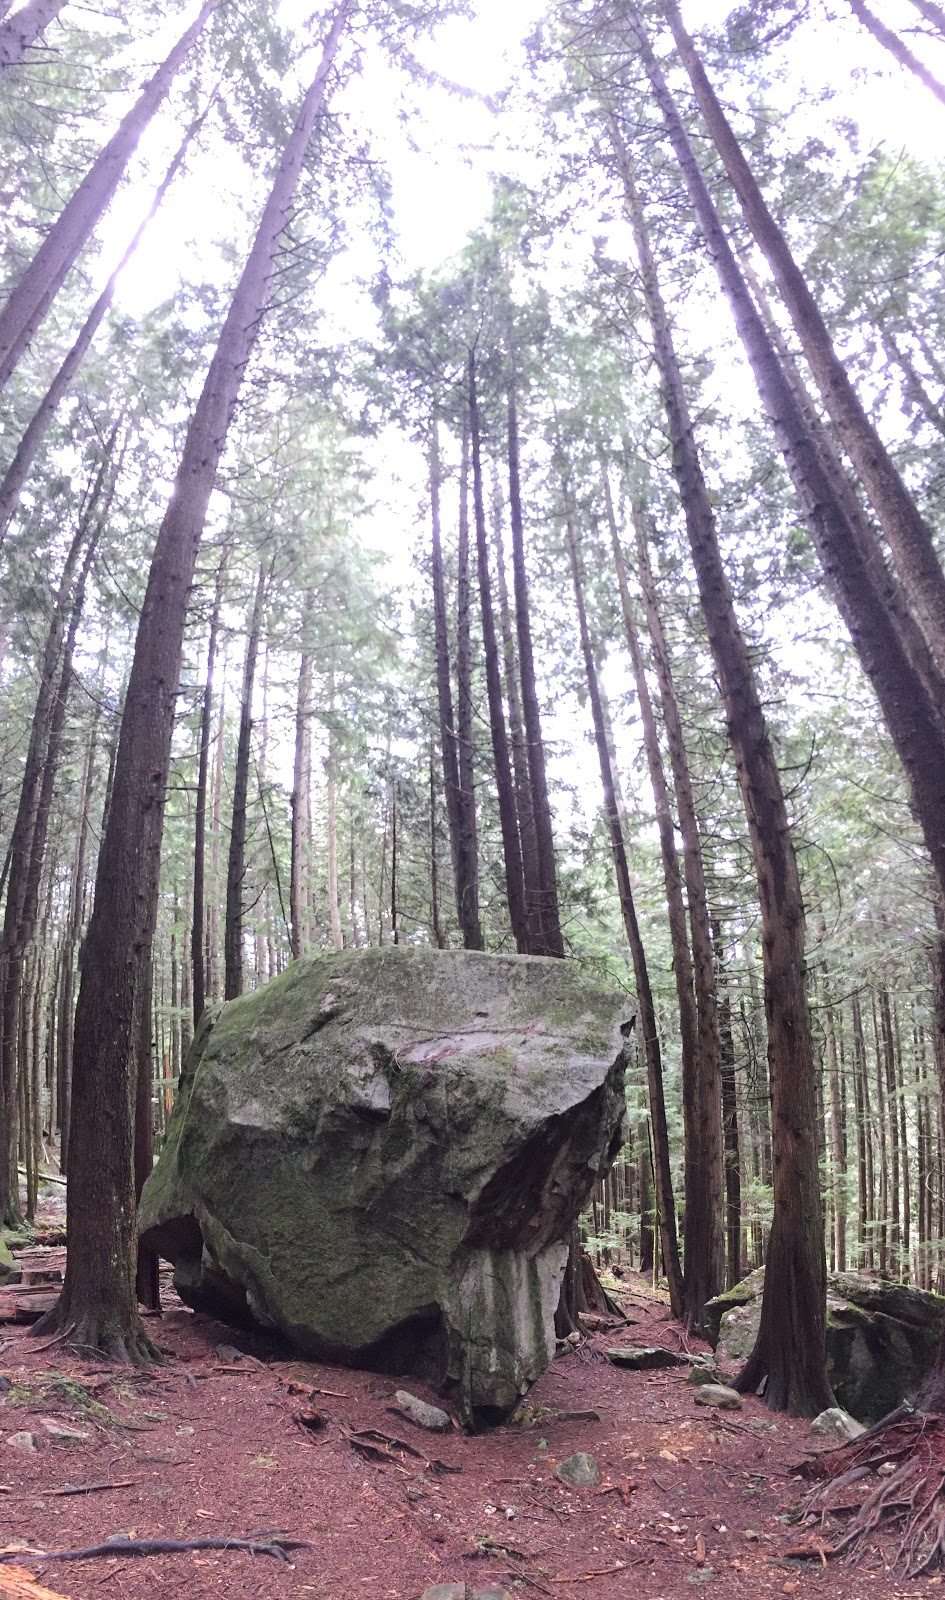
[139,947,628,1426]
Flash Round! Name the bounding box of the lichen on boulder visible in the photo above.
[139,947,629,1427]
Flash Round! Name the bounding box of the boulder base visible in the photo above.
[140,947,628,1427]
[706,1269,945,1423]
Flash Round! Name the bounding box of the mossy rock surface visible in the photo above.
[140,947,628,1426]
[0,1233,16,1285]
[705,1268,945,1423]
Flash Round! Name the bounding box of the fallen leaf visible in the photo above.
[0,1564,72,1600]
[658,1449,678,1462]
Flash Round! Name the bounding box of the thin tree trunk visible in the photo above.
[604,475,721,1325]
[493,482,540,948]
[192,549,227,1025]
[0,115,203,546]
[0,0,67,68]
[35,1,353,1359]
[430,420,477,948]
[508,379,564,957]
[289,596,314,961]
[0,0,218,390]
[714,923,743,1286]
[565,501,683,1317]
[663,0,945,679]
[455,430,482,949]
[845,0,945,102]
[429,743,445,949]
[134,956,159,1312]
[327,674,343,951]
[225,561,270,1000]
[910,0,945,35]
[616,125,830,1414]
[469,349,528,952]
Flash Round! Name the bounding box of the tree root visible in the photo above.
[1,1533,314,1566]
[30,1307,161,1366]
[799,1412,945,1575]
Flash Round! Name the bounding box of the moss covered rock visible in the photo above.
[139,947,628,1427]
[0,1233,16,1286]
[705,1268,945,1423]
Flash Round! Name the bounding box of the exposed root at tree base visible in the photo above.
[799,1412,945,1575]
[30,1308,162,1366]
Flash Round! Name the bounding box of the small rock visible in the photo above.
[605,1346,684,1370]
[41,1419,90,1442]
[686,1363,729,1387]
[420,1586,466,1600]
[394,1389,451,1432]
[7,1431,36,1451]
[555,1409,602,1423]
[0,1374,12,1394]
[555,1450,600,1487]
[471,1587,514,1600]
[214,1342,243,1362]
[811,1407,865,1442]
[693,1384,742,1411]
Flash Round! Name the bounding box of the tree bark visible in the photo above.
[430,419,478,948]
[469,349,528,952]
[845,0,945,102]
[289,595,314,961]
[564,500,683,1316]
[910,0,945,35]
[327,673,343,951]
[0,0,67,68]
[507,379,564,956]
[455,430,483,949]
[0,0,218,391]
[0,114,202,545]
[493,479,540,949]
[33,1,353,1359]
[616,118,830,1413]
[663,0,945,681]
[225,560,270,1000]
[192,549,227,1025]
[604,473,722,1325]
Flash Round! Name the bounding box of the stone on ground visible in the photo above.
[6,1432,36,1451]
[0,1235,15,1286]
[555,1450,601,1487]
[605,1345,684,1370]
[693,1384,743,1411]
[811,1407,865,1441]
[686,1361,729,1387]
[394,1389,451,1431]
[139,947,628,1428]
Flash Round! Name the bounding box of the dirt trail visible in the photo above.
[0,1276,927,1599]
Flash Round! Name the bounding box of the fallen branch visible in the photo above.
[553,1561,627,1580]
[347,1427,460,1475]
[0,1533,313,1566]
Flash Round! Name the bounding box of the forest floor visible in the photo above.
[0,1268,936,1600]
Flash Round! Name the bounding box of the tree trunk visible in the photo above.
[0,0,67,68]
[225,560,270,1000]
[290,596,314,961]
[616,120,830,1413]
[33,1,353,1359]
[714,923,743,1286]
[845,0,945,102]
[507,379,564,957]
[469,350,528,952]
[493,480,540,948]
[0,448,108,1222]
[0,115,202,545]
[455,429,483,949]
[0,0,218,390]
[663,0,945,681]
[430,419,477,947]
[327,673,343,951]
[564,501,683,1317]
[604,473,721,1325]
[192,548,227,1025]
[910,0,945,35]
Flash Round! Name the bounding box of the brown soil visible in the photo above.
[0,1275,929,1600]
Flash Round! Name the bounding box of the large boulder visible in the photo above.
[140,947,629,1427]
[705,1269,945,1422]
